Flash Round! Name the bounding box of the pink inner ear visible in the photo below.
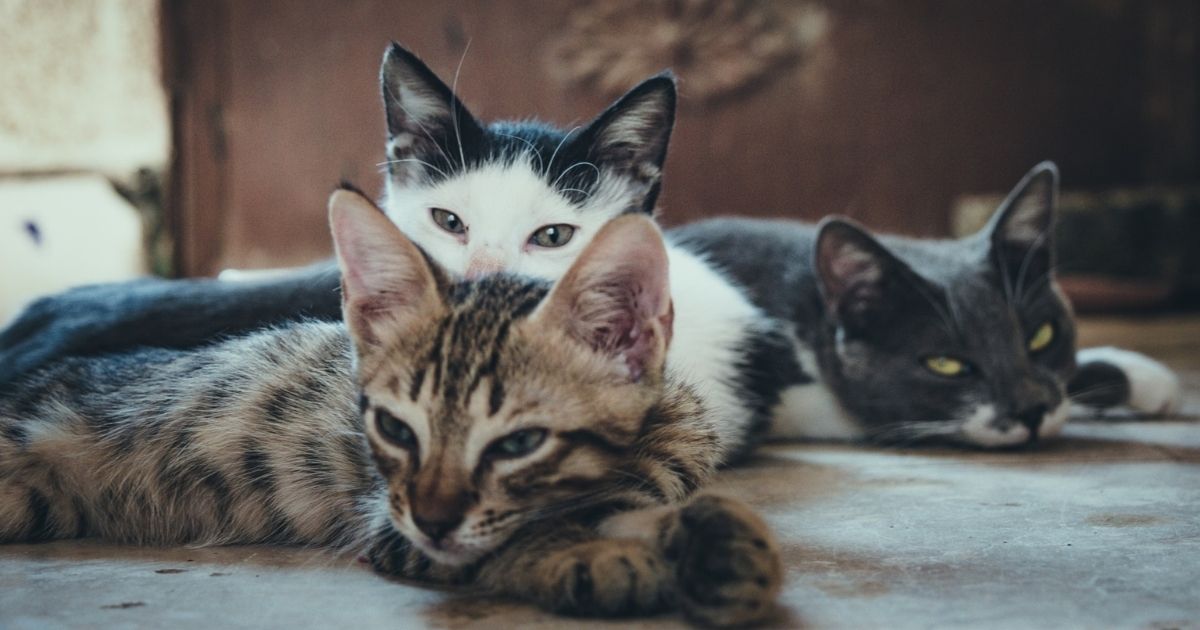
[569,267,668,382]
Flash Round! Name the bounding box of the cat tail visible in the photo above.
[1070,346,1183,415]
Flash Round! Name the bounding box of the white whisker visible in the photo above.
[449,39,472,171]
[377,158,449,180]
[551,161,602,191]
[545,125,582,179]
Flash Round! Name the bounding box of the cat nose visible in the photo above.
[1015,405,1048,439]
[409,479,474,543]
[465,251,507,279]
[411,512,464,543]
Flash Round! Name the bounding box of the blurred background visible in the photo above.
[1,0,1197,322]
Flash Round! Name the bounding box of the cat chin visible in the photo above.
[1038,400,1071,438]
[407,534,492,568]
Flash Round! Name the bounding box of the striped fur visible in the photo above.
[0,194,782,625]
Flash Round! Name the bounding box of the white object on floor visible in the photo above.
[0,175,146,323]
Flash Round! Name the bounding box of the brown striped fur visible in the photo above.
[0,189,781,625]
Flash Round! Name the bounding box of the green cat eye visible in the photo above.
[528,224,575,248]
[923,356,970,378]
[1028,322,1055,352]
[376,410,417,449]
[431,208,466,234]
[486,429,547,459]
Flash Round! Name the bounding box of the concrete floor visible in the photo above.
[3,316,1198,629]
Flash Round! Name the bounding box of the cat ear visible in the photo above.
[986,161,1059,281]
[328,184,446,345]
[815,217,927,330]
[532,215,673,382]
[559,74,676,213]
[379,43,483,183]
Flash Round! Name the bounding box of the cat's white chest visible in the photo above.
[766,345,864,441]
[663,245,763,450]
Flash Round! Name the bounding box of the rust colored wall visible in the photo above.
[163,0,1198,277]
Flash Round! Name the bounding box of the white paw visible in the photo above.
[1076,347,1182,415]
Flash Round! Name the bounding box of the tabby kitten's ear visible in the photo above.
[560,74,676,213]
[532,215,673,382]
[986,161,1059,283]
[380,43,484,182]
[815,217,930,332]
[328,185,447,345]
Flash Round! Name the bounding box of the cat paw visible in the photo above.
[666,494,783,628]
[543,539,671,617]
[1076,347,1182,415]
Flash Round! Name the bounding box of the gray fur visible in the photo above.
[673,163,1082,447]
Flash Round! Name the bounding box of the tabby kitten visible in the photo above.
[674,163,1182,447]
[0,43,792,461]
[0,188,782,625]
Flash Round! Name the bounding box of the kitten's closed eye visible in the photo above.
[529,224,575,248]
[431,208,466,235]
[376,410,418,449]
[485,428,547,459]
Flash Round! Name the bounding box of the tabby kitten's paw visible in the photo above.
[1076,347,1183,415]
[542,539,672,617]
[666,494,783,628]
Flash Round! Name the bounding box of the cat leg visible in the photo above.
[602,493,784,627]
[445,518,670,618]
[0,261,342,390]
[1072,347,1182,415]
[482,494,782,624]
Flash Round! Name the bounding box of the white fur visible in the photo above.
[767,345,863,440]
[959,404,1026,447]
[384,159,764,453]
[959,400,1070,447]
[1040,399,1070,438]
[1076,346,1183,414]
[385,159,631,281]
[664,246,766,452]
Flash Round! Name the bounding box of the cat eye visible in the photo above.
[485,429,547,459]
[1028,322,1055,353]
[923,356,972,378]
[375,410,417,449]
[431,208,466,235]
[528,224,575,248]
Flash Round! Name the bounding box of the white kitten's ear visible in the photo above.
[328,185,446,345]
[559,74,676,213]
[532,215,673,382]
[986,161,1059,280]
[379,43,483,183]
[815,217,926,329]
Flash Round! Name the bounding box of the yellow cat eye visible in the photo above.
[924,356,968,377]
[1028,322,1055,352]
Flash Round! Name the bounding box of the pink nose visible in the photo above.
[465,253,506,279]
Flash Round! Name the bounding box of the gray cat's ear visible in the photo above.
[380,43,483,182]
[532,215,673,382]
[329,185,447,345]
[815,217,926,329]
[986,161,1059,280]
[561,74,676,213]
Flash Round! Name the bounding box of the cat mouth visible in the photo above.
[957,401,1070,448]
[407,533,490,567]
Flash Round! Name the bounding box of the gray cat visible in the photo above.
[672,163,1182,447]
